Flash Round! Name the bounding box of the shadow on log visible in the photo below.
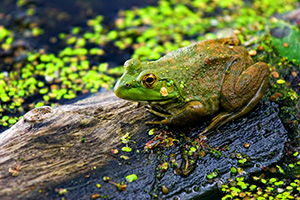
[0,91,288,199]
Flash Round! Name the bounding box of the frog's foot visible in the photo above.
[145,108,172,125]
[145,120,164,125]
[146,107,171,118]
[200,70,269,135]
[145,117,175,125]
[199,112,233,135]
[146,101,206,126]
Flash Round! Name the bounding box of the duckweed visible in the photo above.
[122,147,132,152]
[125,174,138,183]
[221,161,300,199]
[0,2,119,130]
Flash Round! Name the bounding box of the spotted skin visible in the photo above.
[114,37,270,135]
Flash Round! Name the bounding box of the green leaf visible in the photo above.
[148,128,155,136]
[276,79,286,84]
[8,118,17,124]
[230,167,237,173]
[276,165,285,174]
[107,30,118,40]
[125,174,138,183]
[122,146,132,152]
[271,22,300,65]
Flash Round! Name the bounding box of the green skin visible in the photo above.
[114,37,270,135]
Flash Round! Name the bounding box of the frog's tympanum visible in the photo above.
[114,37,269,135]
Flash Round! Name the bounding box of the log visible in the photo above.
[0,91,288,199]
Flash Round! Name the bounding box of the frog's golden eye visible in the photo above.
[142,74,157,89]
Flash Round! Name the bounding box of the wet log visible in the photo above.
[0,91,288,199]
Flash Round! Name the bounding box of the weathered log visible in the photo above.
[0,91,287,199]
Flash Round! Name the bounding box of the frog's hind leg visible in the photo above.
[200,112,232,135]
[200,62,270,135]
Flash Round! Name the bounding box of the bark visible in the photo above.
[0,91,288,200]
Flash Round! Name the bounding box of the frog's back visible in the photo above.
[153,41,249,104]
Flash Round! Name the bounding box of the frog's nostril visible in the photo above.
[125,83,131,88]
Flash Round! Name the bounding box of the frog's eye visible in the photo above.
[142,74,157,89]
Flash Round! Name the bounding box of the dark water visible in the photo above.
[37,0,157,51]
[0,0,157,133]
[0,0,157,52]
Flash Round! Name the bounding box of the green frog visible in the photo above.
[114,37,269,135]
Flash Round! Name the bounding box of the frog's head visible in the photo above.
[114,58,180,102]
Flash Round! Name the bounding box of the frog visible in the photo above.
[114,36,270,135]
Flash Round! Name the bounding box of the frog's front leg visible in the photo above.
[146,101,206,126]
[145,105,170,118]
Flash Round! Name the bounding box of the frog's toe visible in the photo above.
[199,128,210,136]
[146,109,171,118]
[146,118,173,125]
[199,112,232,135]
[145,120,162,125]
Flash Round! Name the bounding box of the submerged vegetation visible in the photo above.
[0,0,299,199]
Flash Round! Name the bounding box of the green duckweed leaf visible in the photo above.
[125,174,138,183]
[122,146,132,152]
